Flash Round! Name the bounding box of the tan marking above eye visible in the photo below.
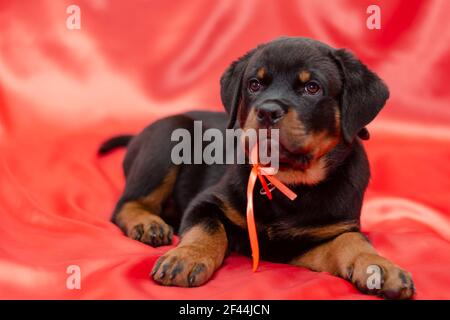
[299,70,311,83]
[257,67,266,79]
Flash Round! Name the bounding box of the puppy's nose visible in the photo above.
[255,103,286,125]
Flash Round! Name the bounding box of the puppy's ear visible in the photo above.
[333,49,389,144]
[220,49,257,129]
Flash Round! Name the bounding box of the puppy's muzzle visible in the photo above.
[255,101,286,126]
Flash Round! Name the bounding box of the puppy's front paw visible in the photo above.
[127,216,173,247]
[351,253,415,300]
[151,245,216,287]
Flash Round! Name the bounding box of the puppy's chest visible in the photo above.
[229,216,328,263]
[226,183,353,261]
[227,197,317,259]
[251,190,315,233]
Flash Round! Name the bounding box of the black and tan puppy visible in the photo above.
[99,37,414,299]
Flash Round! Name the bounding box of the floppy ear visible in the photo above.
[220,49,257,129]
[333,49,389,144]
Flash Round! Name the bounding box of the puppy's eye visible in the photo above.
[304,81,321,95]
[248,79,262,93]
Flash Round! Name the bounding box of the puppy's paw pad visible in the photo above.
[151,246,214,287]
[381,269,415,300]
[352,255,415,300]
[128,219,173,247]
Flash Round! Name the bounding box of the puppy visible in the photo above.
[99,37,414,299]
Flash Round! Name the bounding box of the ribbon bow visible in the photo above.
[246,145,297,272]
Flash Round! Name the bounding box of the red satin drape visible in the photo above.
[0,0,449,299]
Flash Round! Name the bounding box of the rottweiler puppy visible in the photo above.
[99,37,414,299]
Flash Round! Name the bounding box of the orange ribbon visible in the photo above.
[246,145,297,272]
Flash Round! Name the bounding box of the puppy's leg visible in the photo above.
[151,192,229,287]
[113,167,178,247]
[290,232,415,299]
[112,116,196,247]
[152,220,228,287]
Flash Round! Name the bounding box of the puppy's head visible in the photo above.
[220,37,389,185]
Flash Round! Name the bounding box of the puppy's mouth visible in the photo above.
[241,133,323,172]
[278,144,313,171]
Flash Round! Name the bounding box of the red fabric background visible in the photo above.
[0,0,449,299]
